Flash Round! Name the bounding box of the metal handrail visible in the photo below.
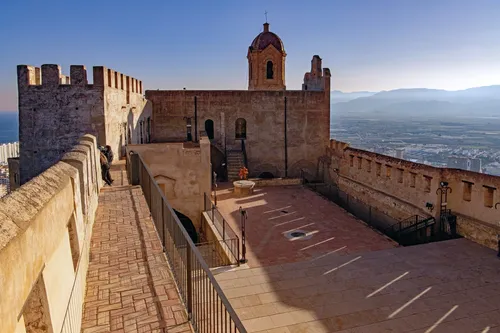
[204,193,241,264]
[133,153,246,332]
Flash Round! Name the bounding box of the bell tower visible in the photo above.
[247,22,286,91]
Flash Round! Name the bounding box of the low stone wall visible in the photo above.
[249,177,302,187]
[328,139,500,250]
[127,138,211,230]
[201,212,234,266]
[0,135,101,333]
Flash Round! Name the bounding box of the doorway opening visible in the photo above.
[205,119,214,140]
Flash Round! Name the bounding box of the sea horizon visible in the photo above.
[0,111,19,144]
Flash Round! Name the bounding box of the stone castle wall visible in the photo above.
[328,139,500,249]
[0,134,101,333]
[146,89,330,179]
[127,137,211,229]
[17,64,150,184]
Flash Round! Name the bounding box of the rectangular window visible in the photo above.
[357,157,362,170]
[366,160,372,173]
[410,172,416,188]
[462,181,473,202]
[397,168,404,183]
[376,162,381,176]
[484,186,495,208]
[424,176,432,193]
[386,165,392,179]
[350,155,354,167]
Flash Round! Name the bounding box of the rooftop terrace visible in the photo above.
[211,185,500,333]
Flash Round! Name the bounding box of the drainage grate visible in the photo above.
[290,231,306,238]
[284,229,313,241]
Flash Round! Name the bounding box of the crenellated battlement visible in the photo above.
[93,66,143,94]
[17,64,143,94]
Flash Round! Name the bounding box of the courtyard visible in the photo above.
[212,185,500,333]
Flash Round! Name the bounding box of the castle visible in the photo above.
[16,22,330,187]
[1,22,500,333]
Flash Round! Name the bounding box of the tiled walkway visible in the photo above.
[215,185,397,267]
[213,185,500,333]
[81,162,192,333]
[217,238,500,333]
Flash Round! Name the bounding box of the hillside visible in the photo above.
[332,85,500,119]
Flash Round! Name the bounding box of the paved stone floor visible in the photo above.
[81,162,192,333]
[215,185,397,267]
[213,185,500,332]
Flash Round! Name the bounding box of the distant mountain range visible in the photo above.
[331,90,377,103]
[332,85,500,118]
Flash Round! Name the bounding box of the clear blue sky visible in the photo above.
[1,0,499,110]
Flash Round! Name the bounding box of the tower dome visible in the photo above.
[247,22,286,91]
[249,23,285,53]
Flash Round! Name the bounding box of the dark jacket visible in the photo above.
[105,148,114,164]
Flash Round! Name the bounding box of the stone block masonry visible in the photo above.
[17,64,151,185]
[0,135,101,333]
[147,87,330,180]
[327,139,500,250]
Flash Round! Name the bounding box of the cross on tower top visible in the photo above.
[265,10,268,23]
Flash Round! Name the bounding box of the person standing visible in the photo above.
[100,150,112,186]
[105,145,114,165]
[104,145,115,183]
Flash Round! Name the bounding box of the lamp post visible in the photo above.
[239,206,247,264]
[436,181,454,236]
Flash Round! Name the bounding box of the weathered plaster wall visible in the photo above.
[127,137,211,229]
[0,135,101,333]
[328,139,500,249]
[17,64,148,184]
[146,88,330,179]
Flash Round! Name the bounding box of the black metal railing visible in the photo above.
[386,215,436,246]
[203,193,240,265]
[302,179,458,247]
[131,153,246,333]
[197,239,239,268]
[303,181,400,233]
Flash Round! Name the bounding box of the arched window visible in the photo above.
[266,61,274,79]
[235,118,246,139]
[205,119,214,140]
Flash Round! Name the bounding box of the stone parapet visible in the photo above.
[328,138,500,250]
[0,134,100,333]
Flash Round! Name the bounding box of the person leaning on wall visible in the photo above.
[104,145,115,183]
[99,146,113,186]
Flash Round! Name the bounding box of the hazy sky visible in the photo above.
[0,0,499,110]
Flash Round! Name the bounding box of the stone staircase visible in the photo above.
[227,150,245,180]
